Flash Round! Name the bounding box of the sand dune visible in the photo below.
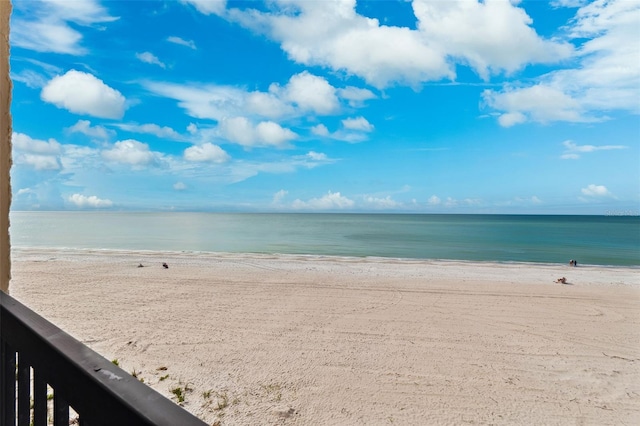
[9,248,640,425]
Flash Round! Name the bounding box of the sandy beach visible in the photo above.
[8,248,640,425]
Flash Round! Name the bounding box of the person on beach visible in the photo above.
[162,262,169,269]
[555,277,567,284]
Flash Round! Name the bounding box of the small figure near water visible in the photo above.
[555,277,567,284]
[569,259,578,267]
[162,262,169,269]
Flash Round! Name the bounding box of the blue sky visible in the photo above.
[9,0,640,213]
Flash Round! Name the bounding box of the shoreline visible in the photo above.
[11,246,640,271]
[9,248,640,424]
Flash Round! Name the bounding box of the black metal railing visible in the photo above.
[0,292,207,426]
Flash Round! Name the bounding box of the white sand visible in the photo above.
[9,248,640,425]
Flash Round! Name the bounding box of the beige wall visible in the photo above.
[1,1,11,293]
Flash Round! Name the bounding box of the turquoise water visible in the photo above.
[9,212,640,266]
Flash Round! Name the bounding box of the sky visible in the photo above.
[8,0,640,214]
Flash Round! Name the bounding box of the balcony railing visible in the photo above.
[0,292,207,426]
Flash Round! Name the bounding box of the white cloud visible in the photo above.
[68,193,113,208]
[13,132,61,155]
[101,140,157,166]
[12,132,62,170]
[292,191,355,210]
[115,123,186,141]
[246,91,293,119]
[231,1,451,88]
[363,196,400,209]
[427,195,441,205]
[484,0,640,125]
[272,189,288,204]
[413,0,573,80]
[180,0,227,16]
[581,184,613,197]
[136,52,166,68]
[173,182,188,190]
[311,124,330,136]
[305,151,328,161]
[226,0,569,88]
[342,116,374,132]
[67,120,114,141]
[277,71,340,114]
[144,82,251,121]
[145,70,366,125]
[11,69,49,89]
[218,117,297,148]
[561,140,627,159]
[484,85,584,126]
[184,143,230,163]
[497,112,527,128]
[41,70,126,119]
[337,86,376,107]
[11,0,117,55]
[167,36,197,49]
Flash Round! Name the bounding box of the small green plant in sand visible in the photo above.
[214,392,229,411]
[170,381,193,404]
[202,390,233,411]
[131,369,144,382]
[111,359,119,367]
[170,386,186,403]
[159,374,169,382]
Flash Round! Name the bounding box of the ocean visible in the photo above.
[8,212,640,266]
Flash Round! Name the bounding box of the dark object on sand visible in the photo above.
[137,263,144,268]
[162,262,169,269]
[555,277,567,284]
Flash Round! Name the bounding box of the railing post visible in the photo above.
[1,339,16,426]
[17,354,30,426]
[32,370,47,426]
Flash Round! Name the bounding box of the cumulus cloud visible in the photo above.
[180,0,227,16]
[292,191,355,210]
[272,189,288,204]
[311,124,330,136]
[218,117,297,148]
[68,193,113,208]
[12,132,62,170]
[342,116,374,132]
[101,140,157,166]
[184,143,230,163]
[145,71,364,123]
[484,85,584,126]
[11,0,117,55]
[561,140,627,159]
[427,195,441,205]
[41,70,126,119]
[484,0,640,125]
[337,86,376,107]
[413,0,573,80]
[581,184,613,198]
[173,182,188,190]
[275,71,340,114]
[114,123,186,141]
[67,120,114,141]
[222,0,569,88]
[363,196,400,209]
[136,52,166,68]
[167,36,197,49]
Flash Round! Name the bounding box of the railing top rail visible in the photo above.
[1,291,207,426]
